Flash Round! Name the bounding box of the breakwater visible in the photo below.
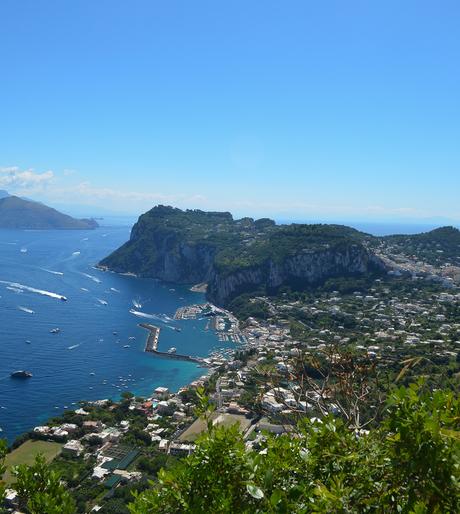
[139,323,203,364]
[140,323,160,352]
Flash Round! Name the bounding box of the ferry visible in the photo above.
[11,370,32,378]
[167,347,177,354]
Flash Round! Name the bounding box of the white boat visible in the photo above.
[167,347,177,354]
[123,344,131,348]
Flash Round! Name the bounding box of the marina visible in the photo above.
[140,323,203,364]
[0,225,228,443]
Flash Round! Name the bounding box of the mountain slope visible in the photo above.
[0,196,99,230]
[383,226,460,266]
[99,205,385,306]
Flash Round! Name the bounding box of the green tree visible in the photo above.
[129,383,460,513]
[0,439,7,504]
[12,453,76,514]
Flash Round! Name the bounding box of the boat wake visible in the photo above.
[129,309,170,323]
[81,273,101,284]
[132,299,142,309]
[7,286,23,294]
[18,306,34,314]
[40,268,64,276]
[0,281,67,301]
[67,344,80,350]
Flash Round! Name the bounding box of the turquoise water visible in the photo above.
[0,225,226,442]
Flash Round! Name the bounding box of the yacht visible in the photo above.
[11,370,32,378]
[167,347,177,354]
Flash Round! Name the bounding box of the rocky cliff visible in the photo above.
[99,205,386,306]
[207,244,383,305]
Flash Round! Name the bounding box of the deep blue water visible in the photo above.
[0,225,227,443]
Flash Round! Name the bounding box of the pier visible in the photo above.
[140,323,160,352]
[139,323,203,364]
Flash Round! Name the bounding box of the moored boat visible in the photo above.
[11,370,32,378]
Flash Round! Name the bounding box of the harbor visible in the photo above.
[139,323,203,364]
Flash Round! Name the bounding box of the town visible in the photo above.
[2,242,460,513]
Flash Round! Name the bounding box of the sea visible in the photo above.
[0,221,230,443]
[1,218,455,443]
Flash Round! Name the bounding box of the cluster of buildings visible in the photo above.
[4,239,460,512]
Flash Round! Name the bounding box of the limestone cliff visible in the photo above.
[99,205,386,306]
[207,244,383,305]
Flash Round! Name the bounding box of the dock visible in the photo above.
[139,323,203,364]
[140,323,160,352]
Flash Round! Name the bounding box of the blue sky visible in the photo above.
[1,1,459,221]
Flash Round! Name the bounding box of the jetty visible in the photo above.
[140,323,160,352]
[139,323,203,364]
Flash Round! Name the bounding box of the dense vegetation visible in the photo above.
[102,207,460,280]
[128,383,460,513]
[383,226,460,266]
[0,445,75,513]
[101,206,374,276]
[100,206,383,306]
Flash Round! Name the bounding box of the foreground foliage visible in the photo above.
[0,452,75,514]
[129,383,460,513]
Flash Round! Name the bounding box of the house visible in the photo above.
[261,394,284,413]
[63,439,85,456]
[156,400,174,415]
[168,442,195,456]
[61,423,78,433]
[154,386,170,400]
[158,439,169,452]
[33,426,51,435]
[83,420,103,432]
[172,411,186,422]
[119,420,130,432]
[92,466,110,480]
[99,428,122,443]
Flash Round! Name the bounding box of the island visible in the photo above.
[0,195,98,230]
